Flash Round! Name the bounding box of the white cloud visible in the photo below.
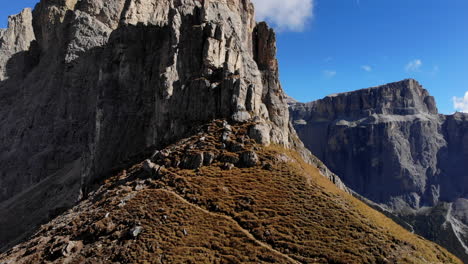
[323,70,336,78]
[405,59,422,72]
[251,0,314,31]
[453,92,468,113]
[361,65,372,72]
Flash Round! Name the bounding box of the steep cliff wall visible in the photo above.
[0,0,316,250]
[0,0,281,202]
[290,79,468,261]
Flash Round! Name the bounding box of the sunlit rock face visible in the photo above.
[290,79,468,262]
[0,8,35,81]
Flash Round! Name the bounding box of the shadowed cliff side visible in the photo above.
[0,0,343,251]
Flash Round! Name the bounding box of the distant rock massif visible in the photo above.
[290,79,468,262]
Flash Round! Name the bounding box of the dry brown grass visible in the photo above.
[0,121,461,264]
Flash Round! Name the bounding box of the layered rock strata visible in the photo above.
[0,0,342,250]
[290,79,468,262]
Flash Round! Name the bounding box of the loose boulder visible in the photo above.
[249,124,271,146]
[240,151,259,168]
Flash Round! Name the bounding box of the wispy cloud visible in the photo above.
[361,65,372,72]
[453,92,468,113]
[405,59,422,72]
[251,0,314,31]
[323,70,337,79]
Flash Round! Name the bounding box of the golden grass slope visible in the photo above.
[0,121,461,264]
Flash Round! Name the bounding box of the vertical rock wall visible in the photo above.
[290,79,468,261]
[0,0,318,250]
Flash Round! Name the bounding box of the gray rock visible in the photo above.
[181,153,204,170]
[221,131,231,142]
[229,142,245,152]
[290,79,468,262]
[249,124,271,146]
[203,152,216,166]
[62,240,83,257]
[232,111,251,123]
[0,0,339,251]
[143,159,161,178]
[130,226,143,238]
[240,151,259,168]
[223,123,232,132]
[222,163,235,171]
[220,153,240,165]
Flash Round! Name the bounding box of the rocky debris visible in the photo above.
[181,153,204,170]
[229,141,245,152]
[62,241,83,257]
[148,121,257,171]
[203,152,216,166]
[240,151,259,168]
[222,122,232,132]
[290,79,468,262]
[142,159,162,177]
[222,163,235,171]
[249,123,271,146]
[220,153,240,165]
[136,121,279,175]
[130,226,143,238]
[221,131,231,142]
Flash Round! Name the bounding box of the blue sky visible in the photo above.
[2,0,467,113]
[267,0,468,114]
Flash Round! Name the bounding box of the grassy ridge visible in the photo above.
[0,121,461,263]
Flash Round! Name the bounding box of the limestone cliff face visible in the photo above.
[0,0,319,250]
[0,0,282,201]
[290,79,468,262]
[291,79,445,208]
[0,8,35,81]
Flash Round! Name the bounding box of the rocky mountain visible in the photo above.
[0,0,348,254]
[0,120,461,263]
[290,79,468,262]
[0,0,461,262]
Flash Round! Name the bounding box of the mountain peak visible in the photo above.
[290,78,468,262]
[294,79,439,121]
[0,0,306,249]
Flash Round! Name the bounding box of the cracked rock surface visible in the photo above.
[0,0,340,251]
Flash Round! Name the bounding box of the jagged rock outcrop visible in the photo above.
[290,79,468,262]
[0,0,340,252]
